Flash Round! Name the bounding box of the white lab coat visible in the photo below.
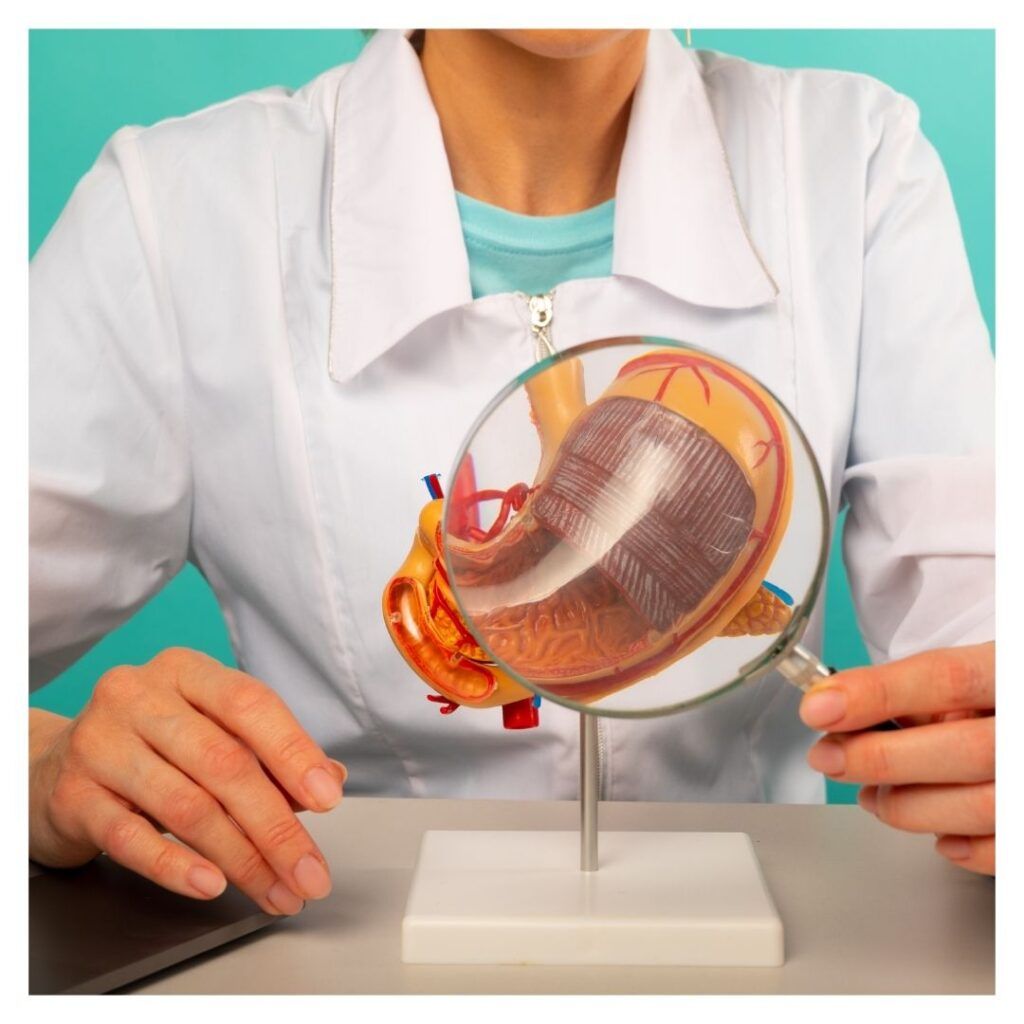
[29,29,994,804]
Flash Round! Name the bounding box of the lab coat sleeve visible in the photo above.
[842,94,994,663]
[30,129,191,689]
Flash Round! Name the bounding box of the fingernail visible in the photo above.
[187,864,227,898]
[294,854,332,900]
[937,836,973,861]
[303,765,342,810]
[266,880,305,916]
[858,786,878,814]
[801,687,847,729]
[807,738,846,776]
[329,759,349,786]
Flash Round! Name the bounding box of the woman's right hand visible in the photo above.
[29,647,347,916]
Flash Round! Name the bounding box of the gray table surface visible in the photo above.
[128,796,994,995]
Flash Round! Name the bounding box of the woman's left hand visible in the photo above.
[799,641,995,875]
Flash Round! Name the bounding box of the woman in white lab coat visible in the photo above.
[28,29,995,915]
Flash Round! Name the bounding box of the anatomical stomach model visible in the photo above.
[384,337,797,729]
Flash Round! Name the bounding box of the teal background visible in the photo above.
[29,30,995,804]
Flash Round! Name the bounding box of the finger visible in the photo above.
[75,782,229,900]
[275,759,348,812]
[807,716,994,785]
[935,834,995,876]
[858,781,994,836]
[137,704,332,901]
[172,658,344,813]
[800,642,994,732]
[90,737,305,916]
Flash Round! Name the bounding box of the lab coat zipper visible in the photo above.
[518,288,607,800]
[518,289,557,360]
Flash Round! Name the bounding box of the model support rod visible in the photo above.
[580,712,599,872]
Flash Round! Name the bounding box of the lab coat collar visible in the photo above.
[328,29,778,383]
[612,30,779,309]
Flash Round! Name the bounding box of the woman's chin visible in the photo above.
[489,29,641,60]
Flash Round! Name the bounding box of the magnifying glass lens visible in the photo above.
[441,337,829,718]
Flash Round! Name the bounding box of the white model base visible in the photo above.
[402,830,783,966]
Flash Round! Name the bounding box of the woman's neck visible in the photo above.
[419,30,649,216]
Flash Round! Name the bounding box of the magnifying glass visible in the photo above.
[440,335,837,720]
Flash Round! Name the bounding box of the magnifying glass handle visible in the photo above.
[777,643,901,732]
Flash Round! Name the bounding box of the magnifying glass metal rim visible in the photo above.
[441,335,832,721]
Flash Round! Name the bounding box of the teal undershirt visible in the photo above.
[455,190,615,300]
